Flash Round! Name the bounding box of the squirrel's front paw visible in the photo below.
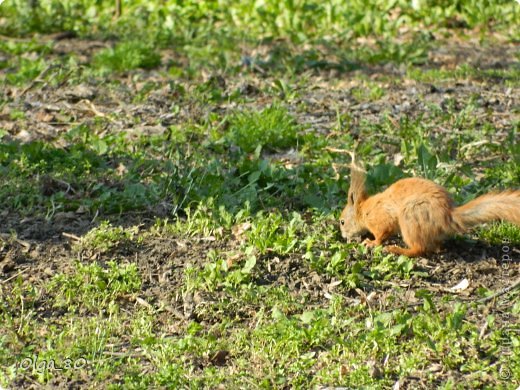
[362,238,378,247]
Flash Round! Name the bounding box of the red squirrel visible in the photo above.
[339,161,520,257]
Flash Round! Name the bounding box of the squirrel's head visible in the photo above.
[339,161,368,240]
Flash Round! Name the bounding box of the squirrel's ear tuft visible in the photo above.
[344,152,367,205]
[350,166,366,185]
[348,163,367,204]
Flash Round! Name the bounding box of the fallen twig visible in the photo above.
[18,64,58,98]
[476,277,520,304]
[62,232,81,241]
[1,267,29,284]
[324,146,352,154]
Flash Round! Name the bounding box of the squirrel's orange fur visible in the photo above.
[339,164,520,257]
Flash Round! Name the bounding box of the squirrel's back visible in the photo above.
[382,178,520,243]
[380,177,455,210]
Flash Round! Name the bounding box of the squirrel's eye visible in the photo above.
[340,220,345,226]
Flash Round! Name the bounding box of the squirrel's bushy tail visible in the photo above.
[452,190,520,231]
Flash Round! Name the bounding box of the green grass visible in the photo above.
[227,104,300,153]
[477,223,520,246]
[0,0,519,388]
[49,260,142,310]
[93,41,161,73]
[407,64,520,87]
[1,0,518,79]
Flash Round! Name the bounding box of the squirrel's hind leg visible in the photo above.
[395,202,447,257]
[384,245,425,257]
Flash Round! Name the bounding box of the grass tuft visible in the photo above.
[93,41,161,73]
[227,105,300,153]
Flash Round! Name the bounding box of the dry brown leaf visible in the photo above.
[232,222,251,241]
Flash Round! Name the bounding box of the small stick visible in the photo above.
[476,277,520,304]
[79,99,107,118]
[324,147,358,165]
[0,34,32,42]
[18,64,57,97]
[1,268,29,284]
[62,232,81,241]
[115,0,122,18]
[324,146,352,154]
